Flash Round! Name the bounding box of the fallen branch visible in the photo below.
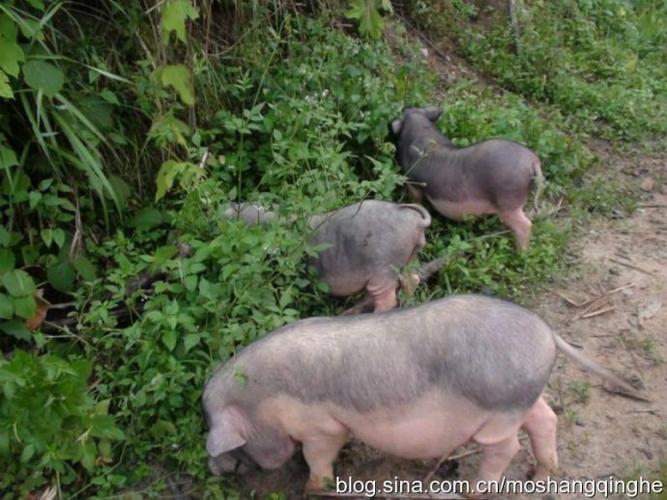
[608,258,653,276]
[580,305,615,319]
[628,408,659,414]
[569,283,633,321]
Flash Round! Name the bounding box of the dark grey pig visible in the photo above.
[203,295,642,493]
[224,200,431,312]
[391,106,543,250]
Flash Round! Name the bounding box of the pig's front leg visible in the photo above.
[468,434,521,497]
[302,432,349,492]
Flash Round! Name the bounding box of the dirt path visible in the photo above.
[523,151,667,497]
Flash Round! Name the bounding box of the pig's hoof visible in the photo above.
[399,273,420,295]
[531,465,560,481]
[305,477,334,495]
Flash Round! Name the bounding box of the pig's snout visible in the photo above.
[208,448,261,476]
[208,455,234,475]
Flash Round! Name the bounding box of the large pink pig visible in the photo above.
[203,295,641,494]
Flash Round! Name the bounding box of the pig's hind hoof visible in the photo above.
[304,477,335,497]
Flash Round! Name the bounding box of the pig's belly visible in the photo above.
[427,196,497,221]
[324,274,368,297]
[338,393,519,460]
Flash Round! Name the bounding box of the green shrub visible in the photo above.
[0,351,123,498]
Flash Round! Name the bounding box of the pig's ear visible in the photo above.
[423,106,443,122]
[206,407,247,456]
[391,119,403,136]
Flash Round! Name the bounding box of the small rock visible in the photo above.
[420,48,429,58]
[640,178,655,192]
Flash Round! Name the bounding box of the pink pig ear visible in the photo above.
[206,407,247,456]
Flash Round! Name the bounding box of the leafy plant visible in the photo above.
[346,0,393,39]
[0,351,124,497]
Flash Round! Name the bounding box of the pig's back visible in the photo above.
[221,295,556,413]
[309,200,426,294]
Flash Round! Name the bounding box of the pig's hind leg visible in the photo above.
[366,276,398,312]
[407,183,425,203]
[499,207,532,251]
[521,396,559,480]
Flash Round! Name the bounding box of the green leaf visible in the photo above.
[183,333,199,352]
[0,293,13,319]
[72,256,97,281]
[2,270,36,297]
[0,248,15,275]
[149,113,191,147]
[81,441,96,471]
[162,329,176,351]
[40,228,53,247]
[150,419,176,437]
[129,207,164,230]
[17,18,44,41]
[0,144,18,170]
[158,64,194,106]
[13,295,36,319]
[0,319,30,340]
[161,0,199,44]
[108,175,131,209]
[25,0,45,10]
[0,70,12,99]
[151,245,178,271]
[47,260,75,292]
[155,160,189,201]
[28,191,42,208]
[53,228,65,248]
[0,39,25,77]
[22,60,65,97]
[0,13,18,41]
[345,0,385,39]
[20,443,34,462]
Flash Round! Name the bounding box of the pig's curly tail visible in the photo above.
[400,203,432,228]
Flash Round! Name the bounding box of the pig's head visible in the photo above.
[205,405,297,476]
[390,106,443,137]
